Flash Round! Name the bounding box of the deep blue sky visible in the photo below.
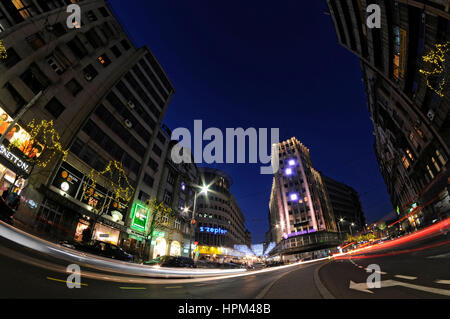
[109,0,394,243]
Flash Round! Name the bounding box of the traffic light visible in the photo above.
[192,219,196,225]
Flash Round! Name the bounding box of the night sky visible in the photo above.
[109,0,394,243]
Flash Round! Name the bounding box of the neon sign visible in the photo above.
[199,226,227,235]
[284,228,317,239]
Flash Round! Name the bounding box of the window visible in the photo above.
[164,190,172,205]
[83,64,98,81]
[157,131,167,144]
[436,150,447,166]
[100,22,115,38]
[98,7,110,17]
[138,191,150,202]
[4,82,25,108]
[44,97,65,118]
[148,157,158,172]
[26,33,45,50]
[153,144,162,157]
[11,0,37,19]
[121,39,131,51]
[167,170,175,185]
[431,157,441,172]
[401,156,410,169]
[66,36,87,59]
[175,219,181,230]
[65,79,83,96]
[2,47,21,68]
[85,29,104,49]
[87,10,97,22]
[97,54,111,67]
[143,174,154,188]
[110,45,121,58]
[426,165,434,179]
[50,23,66,37]
[46,51,68,75]
[20,63,49,94]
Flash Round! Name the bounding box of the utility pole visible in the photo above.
[0,91,43,147]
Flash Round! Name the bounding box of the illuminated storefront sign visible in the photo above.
[199,226,227,235]
[284,228,317,239]
[0,145,32,174]
[197,245,223,255]
[130,203,149,232]
[0,106,44,160]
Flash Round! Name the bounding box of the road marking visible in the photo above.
[428,253,450,259]
[165,286,183,289]
[349,279,450,297]
[120,287,147,290]
[46,276,88,287]
[394,275,417,280]
[435,280,450,285]
[195,284,209,287]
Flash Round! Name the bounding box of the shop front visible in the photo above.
[152,236,167,259]
[43,160,129,245]
[0,105,45,198]
[169,240,181,256]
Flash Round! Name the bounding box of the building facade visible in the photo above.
[0,0,175,256]
[268,137,338,257]
[327,0,450,230]
[194,167,247,252]
[152,131,200,258]
[321,174,366,235]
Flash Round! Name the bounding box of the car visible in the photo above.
[61,240,133,262]
[144,256,196,268]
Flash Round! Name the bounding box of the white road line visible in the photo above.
[435,280,450,285]
[394,275,417,280]
[350,279,450,297]
[427,253,450,259]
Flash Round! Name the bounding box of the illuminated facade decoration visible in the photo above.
[23,119,68,168]
[82,160,135,205]
[419,41,449,98]
[327,0,449,226]
[0,40,7,59]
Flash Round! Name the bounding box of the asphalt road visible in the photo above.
[0,234,327,299]
[320,231,450,299]
[0,220,448,299]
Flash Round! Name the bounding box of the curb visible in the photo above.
[313,261,336,299]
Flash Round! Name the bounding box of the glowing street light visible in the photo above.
[188,184,210,258]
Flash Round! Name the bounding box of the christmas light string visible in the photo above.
[82,160,135,206]
[419,41,450,98]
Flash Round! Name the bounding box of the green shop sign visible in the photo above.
[152,231,165,238]
[130,203,149,232]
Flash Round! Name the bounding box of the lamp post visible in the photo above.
[350,223,355,236]
[337,218,344,240]
[187,185,209,258]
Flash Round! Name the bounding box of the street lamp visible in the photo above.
[350,223,355,236]
[337,218,344,239]
[188,184,209,258]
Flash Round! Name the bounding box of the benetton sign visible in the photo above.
[0,145,32,174]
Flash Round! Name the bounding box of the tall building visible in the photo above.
[194,167,247,250]
[153,129,200,258]
[321,174,366,235]
[0,1,175,254]
[327,0,450,229]
[268,137,338,257]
